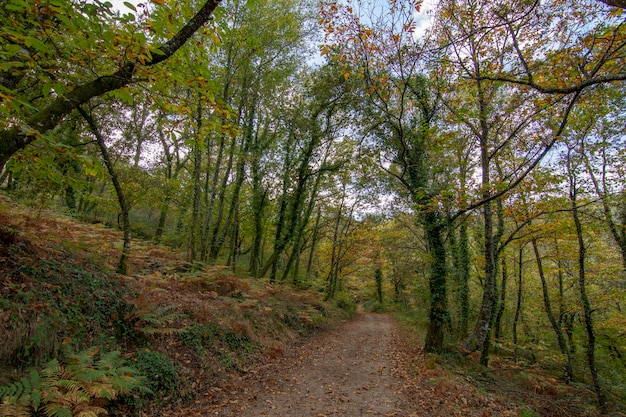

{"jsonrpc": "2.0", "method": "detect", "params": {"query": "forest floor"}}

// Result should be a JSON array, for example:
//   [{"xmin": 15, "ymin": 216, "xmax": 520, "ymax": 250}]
[{"xmin": 174, "ymin": 312, "xmax": 519, "ymax": 417}]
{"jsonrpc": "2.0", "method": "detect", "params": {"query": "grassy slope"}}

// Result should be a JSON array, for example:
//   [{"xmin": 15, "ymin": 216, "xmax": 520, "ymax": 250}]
[{"xmin": 0, "ymin": 195, "xmax": 350, "ymax": 415}]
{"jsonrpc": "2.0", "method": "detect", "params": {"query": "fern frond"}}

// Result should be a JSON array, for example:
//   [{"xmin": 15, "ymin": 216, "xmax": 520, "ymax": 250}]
[
  {"xmin": 127, "ymin": 305, "xmax": 187, "ymax": 335},
  {"xmin": 43, "ymin": 403, "xmax": 73, "ymax": 417},
  {"xmin": 66, "ymin": 347, "xmax": 99, "ymax": 368},
  {"xmin": 84, "ymin": 382, "xmax": 116, "ymax": 400},
  {"xmin": 1, "ymin": 347, "xmax": 147, "ymax": 417},
  {"xmin": 0, "ymin": 402, "xmax": 30, "ymax": 417},
  {"xmin": 43, "ymin": 359, "xmax": 62, "ymax": 379},
  {"xmin": 75, "ymin": 405, "xmax": 107, "ymax": 417},
  {"xmin": 55, "ymin": 378, "xmax": 81, "ymax": 393},
  {"xmin": 30, "ymin": 389, "xmax": 42, "ymax": 411},
  {"xmin": 94, "ymin": 351, "xmax": 122, "ymax": 372}
]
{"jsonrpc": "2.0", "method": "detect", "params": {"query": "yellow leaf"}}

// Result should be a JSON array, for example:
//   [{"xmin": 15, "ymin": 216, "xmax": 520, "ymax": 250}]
[{"xmin": 151, "ymin": 0, "xmax": 166, "ymax": 5}]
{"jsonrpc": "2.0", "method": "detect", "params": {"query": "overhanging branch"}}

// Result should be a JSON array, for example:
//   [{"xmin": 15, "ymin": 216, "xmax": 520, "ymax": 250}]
[{"xmin": 0, "ymin": 0, "xmax": 222, "ymax": 168}]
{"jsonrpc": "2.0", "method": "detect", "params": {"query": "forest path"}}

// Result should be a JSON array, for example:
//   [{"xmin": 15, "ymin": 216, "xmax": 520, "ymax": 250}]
[
  {"xmin": 175, "ymin": 312, "xmax": 518, "ymax": 417},
  {"xmin": 182, "ymin": 313, "xmax": 405, "ymax": 416}
]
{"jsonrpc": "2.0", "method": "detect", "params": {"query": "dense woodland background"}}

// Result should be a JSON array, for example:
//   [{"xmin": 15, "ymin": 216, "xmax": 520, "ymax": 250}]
[{"xmin": 1, "ymin": 0, "xmax": 626, "ymax": 415}]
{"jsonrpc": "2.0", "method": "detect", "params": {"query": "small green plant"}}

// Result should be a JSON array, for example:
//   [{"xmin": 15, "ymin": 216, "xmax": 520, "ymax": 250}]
[
  {"xmin": 180, "ymin": 322, "xmax": 216, "ymax": 354},
  {"xmin": 335, "ymin": 293, "xmax": 357, "ymax": 315},
  {"xmin": 0, "ymin": 347, "xmax": 146, "ymax": 417},
  {"xmin": 126, "ymin": 305, "xmax": 187, "ymax": 336},
  {"xmin": 131, "ymin": 350, "xmax": 179, "ymax": 402},
  {"xmin": 216, "ymin": 351, "xmax": 236, "ymax": 371},
  {"xmin": 224, "ymin": 331, "xmax": 254, "ymax": 354}
]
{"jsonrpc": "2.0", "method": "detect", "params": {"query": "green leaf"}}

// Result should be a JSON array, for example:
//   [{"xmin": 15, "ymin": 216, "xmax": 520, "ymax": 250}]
[
  {"xmin": 3, "ymin": 44, "xmax": 22, "ymax": 59},
  {"xmin": 111, "ymin": 88, "xmax": 134, "ymax": 105},
  {"xmin": 123, "ymin": 1, "xmax": 137, "ymax": 12},
  {"xmin": 31, "ymin": 390, "xmax": 42, "ymax": 410}
]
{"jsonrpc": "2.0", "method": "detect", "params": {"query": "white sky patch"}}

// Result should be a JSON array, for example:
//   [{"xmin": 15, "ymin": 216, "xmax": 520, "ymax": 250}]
[
  {"xmin": 413, "ymin": 0, "xmax": 437, "ymax": 39},
  {"xmin": 108, "ymin": 0, "xmax": 142, "ymax": 13}
]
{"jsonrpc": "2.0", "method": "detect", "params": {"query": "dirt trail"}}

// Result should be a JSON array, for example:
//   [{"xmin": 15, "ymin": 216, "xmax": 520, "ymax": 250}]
[
  {"xmin": 176, "ymin": 313, "xmax": 518, "ymax": 417},
  {"xmin": 187, "ymin": 313, "xmax": 404, "ymax": 416}
]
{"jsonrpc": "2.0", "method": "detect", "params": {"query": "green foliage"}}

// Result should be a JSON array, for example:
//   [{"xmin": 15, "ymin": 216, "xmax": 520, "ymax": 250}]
[
  {"xmin": 0, "ymin": 347, "xmax": 145, "ymax": 417},
  {"xmin": 375, "ymin": 268, "xmax": 383, "ymax": 304},
  {"xmin": 125, "ymin": 305, "xmax": 187, "ymax": 336},
  {"xmin": 1, "ymin": 261, "xmax": 135, "ymax": 373},
  {"xmin": 334, "ymin": 293, "xmax": 357, "ymax": 316},
  {"xmin": 216, "ymin": 351, "xmax": 236, "ymax": 371},
  {"xmin": 180, "ymin": 322, "xmax": 218, "ymax": 354},
  {"xmin": 223, "ymin": 331, "xmax": 253, "ymax": 354},
  {"xmin": 363, "ymin": 300, "xmax": 387, "ymax": 313},
  {"xmin": 130, "ymin": 350, "xmax": 179, "ymax": 402},
  {"xmin": 181, "ymin": 321, "xmax": 254, "ymax": 357}
]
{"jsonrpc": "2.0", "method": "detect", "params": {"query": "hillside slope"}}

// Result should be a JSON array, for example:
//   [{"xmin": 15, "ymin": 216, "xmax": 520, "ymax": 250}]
[{"xmin": 0, "ymin": 195, "xmax": 350, "ymax": 416}]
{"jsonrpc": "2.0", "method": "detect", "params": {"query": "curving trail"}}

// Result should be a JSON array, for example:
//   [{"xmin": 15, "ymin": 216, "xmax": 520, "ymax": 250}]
[
  {"xmin": 203, "ymin": 313, "xmax": 403, "ymax": 416},
  {"xmin": 175, "ymin": 313, "xmax": 518, "ymax": 417}
]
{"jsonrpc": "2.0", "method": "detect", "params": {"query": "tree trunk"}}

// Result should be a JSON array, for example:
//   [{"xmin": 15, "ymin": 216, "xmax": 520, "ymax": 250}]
[
  {"xmin": 494, "ymin": 258, "xmax": 507, "ymax": 344},
  {"xmin": 78, "ymin": 107, "xmax": 131, "ymax": 275},
  {"xmin": 154, "ymin": 198, "xmax": 169, "ymax": 244},
  {"xmin": 456, "ymin": 221, "xmax": 470, "ymax": 336},
  {"xmin": 305, "ymin": 208, "xmax": 322, "ymax": 282},
  {"xmin": 188, "ymin": 101, "xmax": 204, "ymax": 264},
  {"xmin": 513, "ymin": 246, "xmax": 524, "ymax": 363},
  {"xmin": 280, "ymin": 169, "xmax": 324, "ymax": 283},
  {"xmin": 212, "ymin": 105, "xmax": 255, "ymax": 263},
  {"xmin": 532, "ymin": 238, "xmax": 573, "ymax": 383},
  {"xmin": 325, "ymin": 200, "xmax": 344, "ymax": 301},
  {"xmin": 554, "ymin": 238, "xmax": 576, "ymax": 354},
  {"xmin": 375, "ymin": 268, "xmax": 384, "ymax": 304},
  {"xmin": 207, "ymin": 131, "xmax": 237, "ymax": 262},
  {"xmin": 570, "ymin": 171, "xmax": 607, "ymax": 411},
  {"xmin": 423, "ymin": 212, "xmax": 450, "ymax": 353},
  {"xmin": 201, "ymin": 131, "xmax": 226, "ymax": 261}
]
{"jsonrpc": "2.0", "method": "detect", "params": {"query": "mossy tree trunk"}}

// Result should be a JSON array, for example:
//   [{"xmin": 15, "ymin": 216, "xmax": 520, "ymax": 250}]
[{"xmin": 568, "ymin": 147, "xmax": 607, "ymax": 411}]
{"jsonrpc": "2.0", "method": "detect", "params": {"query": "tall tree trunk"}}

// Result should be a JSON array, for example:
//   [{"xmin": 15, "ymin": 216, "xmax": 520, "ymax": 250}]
[
  {"xmin": 456, "ymin": 221, "xmax": 470, "ymax": 336},
  {"xmin": 325, "ymin": 200, "xmax": 344, "ymax": 301},
  {"xmin": 280, "ymin": 169, "xmax": 324, "ymax": 282},
  {"xmin": 207, "ymin": 131, "xmax": 237, "ymax": 261},
  {"xmin": 494, "ymin": 258, "xmax": 508, "ymax": 343},
  {"xmin": 375, "ymin": 268, "xmax": 384, "ymax": 303},
  {"xmin": 464, "ymin": 81, "xmax": 497, "ymax": 355},
  {"xmin": 513, "ymin": 246, "xmax": 524, "ymax": 363},
  {"xmin": 531, "ymin": 238, "xmax": 573, "ymax": 383},
  {"xmin": 228, "ymin": 205, "xmax": 240, "ymax": 272},
  {"xmin": 423, "ymin": 212, "xmax": 450, "ymax": 353},
  {"xmin": 78, "ymin": 107, "xmax": 131, "ymax": 275},
  {"xmin": 154, "ymin": 198, "xmax": 169, "ymax": 244},
  {"xmin": 211, "ymin": 104, "xmax": 255, "ymax": 263},
  {"xmin": 249, "ymin": 185, "xmax": 266, "ymax": 276},
  {"xmin": 261, "ymin": 138, "xmax": 315, "ymax": 281},
  {"xmin": 554, "ymin": 238, "xmax": 576, "ymax": 353},
  {"xmin": 305, "ymin": 207, "xmax": 322, "ymax": 282},
  {"xmin": 570, "ymin": 167, "xmax": 607, "ymax": 411},
  {"xmin": 201, "ymin": 131, "xmax": 226, "ymax": 261},
  {"xmin": 188, "ymin": 101, "xmax": 204, "ymax": 264},
  {"xmin": 249, "ymin": 148, "xmax": 266, "ymax": 275},
  {"xmin": 292, "ymin": 238, "xmax": 304, "ymax": 285}
]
